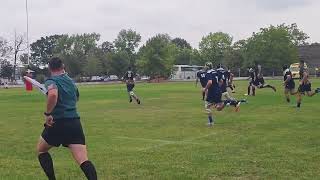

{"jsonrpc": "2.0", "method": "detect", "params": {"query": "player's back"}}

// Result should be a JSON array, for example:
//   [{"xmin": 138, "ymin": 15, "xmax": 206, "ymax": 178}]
[{"xmin": 125, "ymin": 71, "xmax": 135, "ymax": 81}]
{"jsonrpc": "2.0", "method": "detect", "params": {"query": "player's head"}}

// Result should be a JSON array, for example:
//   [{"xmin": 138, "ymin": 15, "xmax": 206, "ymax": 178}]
[
  {"xmin": 204, "ymin": 62, "xmax": 213, "ymax": 70},
  {"xmin": 49, "ymin": 57, "xmax": 64, "ymax": 72},
  {"xmin": 248, "ymin": 68, "xmax": 254, "ymax": 73},
  {"xmin": 282, "ymin": 65, "xmax": 288, "ymax": 71},
  {"xmin": 216, "ymin": 64, "xmax": 223, "ymax": 69},
  {"xmin": 299, "ymin": 60, "xmax": 305, "ymax": 67}
]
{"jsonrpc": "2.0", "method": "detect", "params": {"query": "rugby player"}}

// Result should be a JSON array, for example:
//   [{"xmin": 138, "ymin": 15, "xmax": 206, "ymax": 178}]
[
  {"xmin": 204, "ymin": 62, "xmax": 243, "ymax": 127},
  {"xmin": 282, "ymin": 65, "xmax": 296, "ymax": 103},
  {"xmin": 123, "ymin": 67, "xmax": 141, "ymax": 104},
  {"xmin": 196, "ymin": 68, "xmax": 208, "ymax": 100},
  {"xmin": 296, "ymin": 60, "xmax": 320, "ymax": 108},
  {"xmin": 37, "ymin": 57, "xmax": 97, "ymax": 180},
  {"xmin": 247, "ymin": 65, "xmax": 276, "ymax": 96}
]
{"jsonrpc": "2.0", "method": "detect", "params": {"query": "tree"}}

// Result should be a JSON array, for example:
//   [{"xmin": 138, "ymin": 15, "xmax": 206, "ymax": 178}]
[
  {"xmin": 199, "ymin": 32, "xmax": 233, "ymax": 66},
  {"xmin": 54, "ymin": 33, "xmax": 101, "ymax": 77},
  {"xmin": 0, "ymin": 60, "xmax": 13, "ymax": 78},
  {"xmin": 137, "ymin": 34, "xmax": 176, "ymax": 79},
  {"xmin": 30, "ymin": 35, "xmax": 64, "ymax": 66},
  {"xmin": 243, "ymin": 24, "xmax": 299, "ymax": 75},
  {"xmin": 0, "ymin": 37, "xmax": 12, "ymax": 62},
  {"xmin": 172, "ymin": 38, "xmax": 192, "ymax": 49},
  {"xmin": 114, "ymin": 29, "xmax": 141, "ymax": 67},
  {"xmin": 13, "ymin": 34, "xmax": 26, "ymax": 81},
  {"xmin": 286, "ymin": 23, "xmax": 309, "ymax": 46},
  {"xmin": 224, "ymin": 40, "xmax": 247, "ymax": 73},
  {"xmin": 109, "ymin": 51, "xmax": 130, "ymax": 78},
  {"xmin": 100, "ymin": 41, "xmax": 114, "ymax": 53}
]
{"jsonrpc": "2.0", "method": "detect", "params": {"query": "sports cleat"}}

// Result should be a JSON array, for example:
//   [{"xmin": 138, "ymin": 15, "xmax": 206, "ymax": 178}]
[
  {"xmin": 137, "ymin": 99, "xmax": 141, "ymax": 104},
  {"xmin": 315, "ymin": 88, "xmax": 320, "ymax": 93},
  {"xmin": 239, "ymin": 99, "xmax": 247, "ymax": 104},
  {"xmin": 286, "ymin": 98, "xmax": 290, "ymax": 103},
  {"xmin": 272, "ymin": 86, "xmax": 277, "ymax": 92},
  {"xmin": 129, "ymin": 98, "xmax": 133, "ymax": 103},
  {"xmin": 208, "ymin": 123, "xmax": 214, "ymax": 127}
]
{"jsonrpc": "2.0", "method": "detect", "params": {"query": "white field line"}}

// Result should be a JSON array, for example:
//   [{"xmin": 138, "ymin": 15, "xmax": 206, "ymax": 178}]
[{"xmin": 115, "ymin": 132, "xmax": 217, "ymax": 151}]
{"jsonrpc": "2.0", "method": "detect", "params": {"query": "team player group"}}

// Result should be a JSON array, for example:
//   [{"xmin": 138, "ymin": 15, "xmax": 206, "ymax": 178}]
[{"xmin": 197, "ymin": 62, "xmax": 246, "ymax": 127}]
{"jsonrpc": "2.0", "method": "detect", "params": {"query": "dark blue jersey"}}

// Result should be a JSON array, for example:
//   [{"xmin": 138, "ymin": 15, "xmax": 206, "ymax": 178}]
[
  {"xmin": 197, "ymin": 70, "xmax": 207, "ymax": 88},
  {"xmin": 124, "ymin": 71, "xmax": 135, "ymax": 81},
  {"xmin": 284, "ymin": 69, "xmax": 295, "ymax": 89},
  {"xmin": 217, "ymin": 68, "xmax": 228, "ymax": 93},
  {"xmin": 206, "ymin": 69, "xmax": 221, "ymax": 102}
]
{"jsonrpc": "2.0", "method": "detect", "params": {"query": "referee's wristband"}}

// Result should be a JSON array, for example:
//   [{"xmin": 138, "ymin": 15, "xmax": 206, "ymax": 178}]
[{"xmin": 44, "ymin": 112, "xmax": 52, "ymax": 116}]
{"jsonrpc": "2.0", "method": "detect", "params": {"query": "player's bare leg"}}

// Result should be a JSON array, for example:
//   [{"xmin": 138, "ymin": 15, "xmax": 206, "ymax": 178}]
[
  {"xmin": 129, "ymin": 91, "xmax": 141, "ymax": 104},
  {"xmin": 69, "ymin": 144, "xmax": 97, "ymax": 180}
]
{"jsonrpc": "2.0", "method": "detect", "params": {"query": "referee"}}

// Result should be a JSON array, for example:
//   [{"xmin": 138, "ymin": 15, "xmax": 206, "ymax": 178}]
[{"xmin": 36, "ymin": 57, "xmax": 97, "ymax": 180}]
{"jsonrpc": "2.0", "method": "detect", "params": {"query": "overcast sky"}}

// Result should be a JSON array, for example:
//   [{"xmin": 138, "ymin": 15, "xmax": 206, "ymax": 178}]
[{"xmin": 1, "ymin": 0, "xmax": 319, "ymax": 47}]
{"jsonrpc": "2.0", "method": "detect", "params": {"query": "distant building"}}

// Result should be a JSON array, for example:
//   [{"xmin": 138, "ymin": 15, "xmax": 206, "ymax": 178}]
[
  {"xmin": 298, "ymin": 44, "xmax": 320, "ymax": 70},
  {"xmin": 171, "ymin": 65, "xmax": 203, "ymax": 80}
]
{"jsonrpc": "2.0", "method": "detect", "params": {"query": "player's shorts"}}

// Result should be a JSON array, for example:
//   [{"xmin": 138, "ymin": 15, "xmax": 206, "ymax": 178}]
[
  {"xmin": 206, "ymin": 94, "xmax": 222, "ymax": 105},
  {"xmin": 41, "ymin": 118, "xmax": 85, "ymax": 147},
  {"xmin": 298, "ymin": 83, "xmax": 312, "ymax": 93},
  {"xmin": 127, "ymin": 84, "xmax": 135, "ymax": 92},
  {"xmin": 200, "ymin": 81, "xmax": 207, "ymax": 88},
  {"xmin": 285, "ymin": 82, "xmax": 295, "ymax": 90}
]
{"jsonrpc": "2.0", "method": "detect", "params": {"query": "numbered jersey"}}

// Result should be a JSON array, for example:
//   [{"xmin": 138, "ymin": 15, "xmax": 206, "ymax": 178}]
[
  {"xmin": 206, "ymin": 69, "xmax": 221, "ymax": 102},
  {"xmin": 216, "ymin": 68, "xmax": 228, "ymax": 93},
  {"xmin": 197, "ymin": 70, "xmax": 207, "ymax": 88},
  {"xmin": 283, "ymin": 69, "xmax": 295, "ymax": 89},
  {"xmin": 124, "ymin": 71, "xmax": 135, "ymax": 81}
]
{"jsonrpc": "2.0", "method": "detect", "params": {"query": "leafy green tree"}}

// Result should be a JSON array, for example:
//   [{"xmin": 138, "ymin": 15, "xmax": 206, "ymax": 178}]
[
  {"xmin": 243, "ymin": 24, "xmax": 299, "ymax": 75},
  {"xmin": 30, "ymin": 35, "xmax": 64, "ymax": 66},
  {"xmin": 137, "ymin": 34, "xmax": 176, "ymax": 79},
  {"xmin": 0, "ymin": 60, "xmax": 13, "ymax": 78},
  {"xmin": 172, "ymin": 37, "xmax": 192, "ymax": 49},
  {"xmin": 199, "ymin": 32, "xmax": 233, "ymax": 66},
  {"xmin": 114, "ymin": 29, "xmax": 141, "ymax": 67},
  {"xmin": 109, "ymin": 51, "xmax": 130, "ymax": 78}
]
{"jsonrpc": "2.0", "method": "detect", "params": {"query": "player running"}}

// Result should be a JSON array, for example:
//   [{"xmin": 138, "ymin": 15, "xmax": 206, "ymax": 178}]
[
  {"xmin": 196, "ymin": 68, "xmax": 208, "ymax": 100},
  {"xmin": 226, "ymin": 68, "xmax": 236, "ymax": 93},
  {"xmin": 296, "ymin": 60, "xmax": 320, "ymax": 108},
  {"xmin": 247, "ymin": 65, "xmax": 276, "ymax": 96},
  {"xmin": 37, "ymin": 57, "xmax": 97, "ymax": 180},
  {"xmin": 123, "ymin": 67, "xmax": 141, "ymax": 104},
  {"xmin": 283, "ymin": 65, "xmax": 296, "ymax": 103},
  {"xmin": 204, "ymin": 62, "xmax": 243, "ymax": 127}
]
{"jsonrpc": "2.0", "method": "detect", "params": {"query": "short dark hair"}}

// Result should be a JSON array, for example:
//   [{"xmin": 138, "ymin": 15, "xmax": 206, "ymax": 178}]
[
  {"xmin": 49, "ymin": 57, "xmax": 63, "ymax": 71},
  {"xmin": 283, "ymin": 65, "xmax": 288, "ymax": 71},
  {"xmin": 300, "ymin": 60, "xmax": 305, "ymax": 64}
]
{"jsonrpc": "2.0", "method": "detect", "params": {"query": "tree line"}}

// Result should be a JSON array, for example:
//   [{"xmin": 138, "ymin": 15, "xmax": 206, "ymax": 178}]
[{"xmin": 0, "ymin": 23, "xmax": 311, "ymax": 82}]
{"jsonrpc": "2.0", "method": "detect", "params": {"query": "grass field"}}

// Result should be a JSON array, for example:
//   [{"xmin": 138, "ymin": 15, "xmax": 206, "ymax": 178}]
[{"xmin": 0, "ymin": 80, "xmax": 320, "ymax": 180}]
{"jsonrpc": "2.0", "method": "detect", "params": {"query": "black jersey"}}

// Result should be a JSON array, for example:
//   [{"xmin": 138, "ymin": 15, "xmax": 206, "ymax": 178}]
[
  {"xmin": 206, "ymin": 69, "xmax": 221, "ymax": 103},
  {"xmin": 197, "ymin": 70, "xmax": 207, "ymax": 88},
  {"xmin": 284, "ymin": 69, "xmax": 295, "ymax": 89},
  {"xmin": 217, "ymin": 68, "xmax": 228, "ymax": 93},
  {"xmin": 124, "ymin": 71, "xmax": 135, "ymax": 81}
]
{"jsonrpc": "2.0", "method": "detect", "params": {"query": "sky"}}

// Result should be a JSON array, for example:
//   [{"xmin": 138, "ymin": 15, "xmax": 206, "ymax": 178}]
[{"xmin": 1, "ymin": 0, "xmax": 319, "ymax": 48}]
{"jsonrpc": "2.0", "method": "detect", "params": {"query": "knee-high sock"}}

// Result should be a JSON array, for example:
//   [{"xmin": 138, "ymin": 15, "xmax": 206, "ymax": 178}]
[
  {"xmin": 38, "ymin": 153, "xmax": 56, "ymax": 180},
  {"xmin": 80, "ymin": 161, "xmax": 97, "ymax": 180}
]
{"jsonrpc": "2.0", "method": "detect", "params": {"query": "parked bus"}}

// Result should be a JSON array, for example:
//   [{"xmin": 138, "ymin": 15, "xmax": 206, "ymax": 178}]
[{"xmin": 171, "ymin": 65, "xmax": 203, "ymax": 80}]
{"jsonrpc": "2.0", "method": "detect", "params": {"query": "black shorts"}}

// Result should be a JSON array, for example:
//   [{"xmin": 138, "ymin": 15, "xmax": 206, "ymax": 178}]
[
  {"xmin": 206, "ymin": 94, "xmax": 222, "ymax": 104},
  {"xmin": 298, "ymin": 83, "xmax": 312, "ymax": 93},
  {"xmin": 127, "ymin": 84, "xmax": 135, "ymax": 92},
  {"xmin": 41, "ymin": 118, "xmax": 85, "ymax": 147},
  {"xmin": 285, "ymin": 82, "xmax": 295, "ymax": 90}
]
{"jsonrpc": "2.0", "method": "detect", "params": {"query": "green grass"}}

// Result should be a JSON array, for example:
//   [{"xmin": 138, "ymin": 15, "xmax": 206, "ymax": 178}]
[{"xmin": 0, "ymin": 80, "xmax": 320, "ymax": 180}]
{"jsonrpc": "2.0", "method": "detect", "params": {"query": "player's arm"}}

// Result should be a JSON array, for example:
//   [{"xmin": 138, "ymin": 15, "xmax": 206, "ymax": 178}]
[
  {"xmin": 46, "ymin": 87, "xmax": 58, "ymax": 114},
  {"xmin": 284, "ymin": 75, "xmax": 291, "ymax": 84},
  {"xmin": 204, "ymin": 80, "xmax": 212, "ymax": 92},
  {"xmin": 195, "ymin": 77, "xmax": 199, "ymax": 87}
]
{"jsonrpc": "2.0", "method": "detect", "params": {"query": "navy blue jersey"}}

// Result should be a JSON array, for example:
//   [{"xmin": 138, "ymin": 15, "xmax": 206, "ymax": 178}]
[
  {"xmin": 284, "ymin": 69, "xmax": 295, "ymax": 89},
  {"xmin": 197, "ymin": 70, "xmax": 207, "ymax": 88},
  {"xmin": 124, "ymin": 71, "xmax": 135, "ymax": 81},
  {"xmin": 216, "ymin": 68, "xmax": 228, "ymax": 92},
  {"xmin": 206, "ymin": 69, "xmax": 221, "ymax": 102}
]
